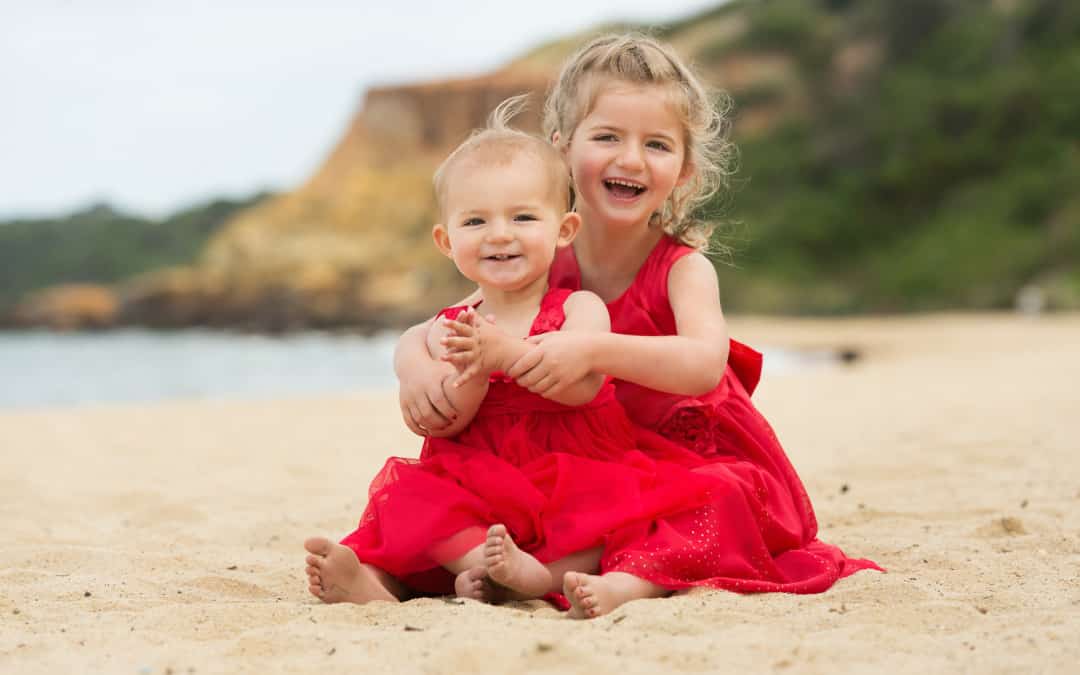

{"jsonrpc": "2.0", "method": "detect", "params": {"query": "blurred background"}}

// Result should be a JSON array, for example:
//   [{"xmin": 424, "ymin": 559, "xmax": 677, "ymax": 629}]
[{"xmin": 2, "ymin": 0, "xmax": 1077, "ymax": 407}]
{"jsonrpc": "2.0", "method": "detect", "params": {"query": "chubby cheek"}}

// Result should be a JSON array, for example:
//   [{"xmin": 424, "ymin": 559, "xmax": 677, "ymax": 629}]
[{"xmin": 569, "ymin": 150, "xmax": 604, "ymax": 190}]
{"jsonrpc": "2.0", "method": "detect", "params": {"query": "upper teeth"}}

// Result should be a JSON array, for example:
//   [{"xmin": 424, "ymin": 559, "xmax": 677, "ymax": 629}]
[
  {"xmin": 607, "ymin": 179, "xmax": 643, "ymax": 189},
  {"xmin": 489, "ymin": 254, "xmax": 513, "ymax": 260}
]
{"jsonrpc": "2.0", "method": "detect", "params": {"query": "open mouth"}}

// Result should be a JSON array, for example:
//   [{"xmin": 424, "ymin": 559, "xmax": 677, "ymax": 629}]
[
  {"xmin": 604, "ymin": 178, "xmax": 646, "ymax": 199},
  {"xmin": 483, "ymin": 254, "xmax": 521, "ymax": 262}
]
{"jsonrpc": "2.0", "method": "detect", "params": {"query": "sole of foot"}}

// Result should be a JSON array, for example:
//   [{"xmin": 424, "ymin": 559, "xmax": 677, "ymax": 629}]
[
  {"xmin": 483, "ymin": 524, "xmax": 552, "ymax": 599},
  {"xmin": 303, "ymin": 536, "xmax": 398, "ymax": 604}
]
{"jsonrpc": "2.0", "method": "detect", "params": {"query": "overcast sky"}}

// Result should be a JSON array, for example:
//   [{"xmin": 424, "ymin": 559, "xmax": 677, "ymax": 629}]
[{"xmin": 1, "ymin": 0, "xmax": 723, "ymax": 218}]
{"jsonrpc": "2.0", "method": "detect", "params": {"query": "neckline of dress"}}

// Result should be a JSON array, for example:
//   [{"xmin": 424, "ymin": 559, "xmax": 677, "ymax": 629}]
[{"xmin": 572, "ymin": 235, "xmax": 670, "ymax": 308}]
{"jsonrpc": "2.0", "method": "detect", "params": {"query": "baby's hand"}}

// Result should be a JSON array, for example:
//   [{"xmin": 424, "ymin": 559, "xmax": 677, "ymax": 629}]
[{"xmin": 440, "ymin": 309, "xmax": 503, "ymax": 385}]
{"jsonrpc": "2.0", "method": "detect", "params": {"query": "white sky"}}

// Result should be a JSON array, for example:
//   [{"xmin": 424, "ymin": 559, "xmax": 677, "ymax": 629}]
[{"xmin": 1, "ymin": 0, "xmax": 722, "ymax": 218}]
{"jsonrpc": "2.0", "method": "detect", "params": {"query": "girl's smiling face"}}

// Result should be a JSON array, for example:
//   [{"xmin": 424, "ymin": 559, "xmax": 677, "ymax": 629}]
[{"xmin": 562, "ymin": 83, "xmax": 692, "ymax": 232}]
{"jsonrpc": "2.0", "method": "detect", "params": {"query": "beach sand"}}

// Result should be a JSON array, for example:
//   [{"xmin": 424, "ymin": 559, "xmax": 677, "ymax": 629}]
[{"xmin": 2, "ymin": 313, "xmax": 1078, "ymax": 674}]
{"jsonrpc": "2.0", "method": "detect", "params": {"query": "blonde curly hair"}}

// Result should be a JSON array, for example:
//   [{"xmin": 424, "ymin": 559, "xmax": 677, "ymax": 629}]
[{"xmin": 543, "ymin": 33, "xmax": 735, "ymax": 251}]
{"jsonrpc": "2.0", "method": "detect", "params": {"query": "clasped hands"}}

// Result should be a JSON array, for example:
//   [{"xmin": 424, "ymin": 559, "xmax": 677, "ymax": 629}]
[
  {"xmin": 402, "ymin": 310, "xmax": 595, "ymax": 436},
  {"xmin": 443, "ymin": 307, "xmax": 590, "ymax": 382}
]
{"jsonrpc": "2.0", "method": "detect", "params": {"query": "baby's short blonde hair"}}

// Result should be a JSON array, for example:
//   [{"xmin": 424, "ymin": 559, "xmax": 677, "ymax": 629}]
[{"xmin": 434, "ymin": 96, "xmax": 571, "ymax": 218}]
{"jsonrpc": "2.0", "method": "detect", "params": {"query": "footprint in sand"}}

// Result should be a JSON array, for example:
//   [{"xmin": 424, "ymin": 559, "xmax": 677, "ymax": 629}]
[
  {"xmin": 973, "ymin": 516, "xmax": 1028, "ymax": 538},
  {"xmin": 189, "ymin": 575, "xmax": 273, "ymax": 599}
]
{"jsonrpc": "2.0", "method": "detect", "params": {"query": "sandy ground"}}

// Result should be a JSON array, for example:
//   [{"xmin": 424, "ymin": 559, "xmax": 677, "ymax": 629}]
[{"xmin": 1, "ymin": 313, "xmax": 1078, "ymax": 674}]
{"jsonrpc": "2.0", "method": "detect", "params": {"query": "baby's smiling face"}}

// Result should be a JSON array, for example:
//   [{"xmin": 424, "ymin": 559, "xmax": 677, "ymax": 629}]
[{"xmin": 433, "ymin": 152, "xmax": 576, "ymax": 294}]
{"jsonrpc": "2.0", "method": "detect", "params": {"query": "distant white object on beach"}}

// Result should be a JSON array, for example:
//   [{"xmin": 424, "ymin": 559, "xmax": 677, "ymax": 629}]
[{"xmin": 1015, "ymin": 284, "xmax": 1046, "ymax": 316}]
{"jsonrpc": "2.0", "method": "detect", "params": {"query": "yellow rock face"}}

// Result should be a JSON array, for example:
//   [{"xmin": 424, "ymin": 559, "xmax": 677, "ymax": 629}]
[
  {"xmin": 13, "ymin": 285, "xmax": 119, "ymax": 331},
  {"xmin": 120, "ymin": 21, "xmax": 817, "ymax": 330}
]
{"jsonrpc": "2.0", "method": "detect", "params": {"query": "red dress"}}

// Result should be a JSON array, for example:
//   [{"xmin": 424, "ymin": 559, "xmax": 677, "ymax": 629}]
[
  {"xmin": 550, "ymin": 236, "xmax": 882, "ymax": 593},
  {"xmin": 340, "ymin": 288, "xmax": 732, "ymax": 594}
]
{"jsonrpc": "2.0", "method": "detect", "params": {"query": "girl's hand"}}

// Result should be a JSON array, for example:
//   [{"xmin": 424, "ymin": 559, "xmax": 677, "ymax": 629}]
[
  {"xmin": 506, "ymin": 331, "xmax": 593, "ymax": 398},
  {"xmin": 398, "ymin": 361, "xmax": 458, "ymax": 436}
]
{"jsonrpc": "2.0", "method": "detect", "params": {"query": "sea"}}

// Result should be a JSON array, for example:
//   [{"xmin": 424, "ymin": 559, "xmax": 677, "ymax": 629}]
[{"xmin": 0, "ymin": 330, "xmax": 835, "ymax": 409}]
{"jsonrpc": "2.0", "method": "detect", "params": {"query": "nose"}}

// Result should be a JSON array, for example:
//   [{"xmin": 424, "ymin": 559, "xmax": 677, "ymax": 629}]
[
  {"xmin": 616, "ymin": 143, "xmax": 645, "ymax": 171},
  {"xmin": 485, "ymin": 218, "xmax": 513, "ymax": 242}
]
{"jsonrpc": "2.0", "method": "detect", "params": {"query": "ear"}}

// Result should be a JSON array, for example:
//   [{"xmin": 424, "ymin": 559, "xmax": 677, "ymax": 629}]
[
  {"xmin": 555, "ymin": 211, "xmax": 581, "ymax": 248},
  {"xmin": 552, "ymin": 130, "xmax": 569, "ymax": 155},
  {"xmin": 432, "ymin": 223, "xmax": 453, "ymax": 258},
  {"xmin": 676, "ymin": 158, "xmax": 695, "ymax": 188}
]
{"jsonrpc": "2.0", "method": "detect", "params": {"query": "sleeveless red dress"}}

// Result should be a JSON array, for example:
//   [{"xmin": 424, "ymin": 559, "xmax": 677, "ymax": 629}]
[
  {"xmin": 550, "ymin": 237, "xmax": 882, "ymax": 593},
  {"xmin": 339, "ymin": 288, "xmax": 733, "ymax": 594}
]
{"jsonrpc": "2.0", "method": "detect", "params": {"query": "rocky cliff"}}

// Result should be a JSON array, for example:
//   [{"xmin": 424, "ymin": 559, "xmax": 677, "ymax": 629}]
[{"xmin": 114, "ymin": 6, "xmax": 821, "ymax": 331}]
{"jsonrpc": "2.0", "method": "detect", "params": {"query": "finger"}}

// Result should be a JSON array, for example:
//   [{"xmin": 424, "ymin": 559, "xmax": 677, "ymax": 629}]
[
  {"xmin": 506, "ymin": 349, "xmax": 543, "ymax": 379},
  {"xmin": 442, "ymin": 317, "xmax": 474, "ymax": 334},
  {"xmin": 430, "ymin": 381, "xmax": 459, "ymax": 420},
  {"xmin": 453, "ymin": 361, "xmax": 484, "ymax": 387},
  {"xmin": 442, "ymin": 336, "xmax": 477, "ymax": 351},
  {"xmin": 441, "ymin": 323, "xmax": 475, "ymax": 339},
  {"xmin": 516, "ymin": 363, "xmax": 549, "ymax": 389},
  {"xmin": 528, "ymin": 374, "xmax": 557, "ymax": 394},
  {"xmin": 417, "ymin": 398, "xmax": 451, "ymax": 430},
  {"xmin": 542, "ymin": 380, "xmax": 567, "ymax": 398},
  {"xmin": 403, "ymin": 403, "xmax": 426, "ymax": 436}
]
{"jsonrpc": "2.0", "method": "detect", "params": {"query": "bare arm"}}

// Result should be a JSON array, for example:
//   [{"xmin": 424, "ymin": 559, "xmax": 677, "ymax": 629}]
[
  {"xmin": 421, "ymin": 316, "xmax": 488, "ymax": 438},
  {"xmin": 524, "ymin": 291, "xmax": 608, "ymax": 406},
  {"xmin": 443, "ymin": 292, "xmax": 608, "ymax": 407},
  {"xmin": 393, "ymin": 288, "xmax": 482, "ymax": 435},
  {"xmin": 509, "ymin": 253, "xmax": 728, "ymax": 398},
  {"xmin": 589, "ymin": 253, "xmax": 728, "ymax": 395}
]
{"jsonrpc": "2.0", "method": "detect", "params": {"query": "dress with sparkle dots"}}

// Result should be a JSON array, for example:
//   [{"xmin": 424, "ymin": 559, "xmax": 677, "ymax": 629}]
[
  {"xmin": 339, "ymin": 288, "xmax": 746, "ymax": 595},
  {"xmin": 550, "ymin": 236, "xmax": 882, "ymax": 593}
]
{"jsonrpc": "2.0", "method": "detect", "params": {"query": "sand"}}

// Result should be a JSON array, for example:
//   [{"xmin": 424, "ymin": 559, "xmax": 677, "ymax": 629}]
[{"xmin": 2, "ymin": 313, "xmax": 1078, "ymax": 674}]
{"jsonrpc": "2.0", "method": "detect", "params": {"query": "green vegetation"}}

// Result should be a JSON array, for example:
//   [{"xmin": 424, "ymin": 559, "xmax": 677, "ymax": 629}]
[
  {"xmin": 704, "ymin": 0, "xmax": 1080, "ymax": 312},
  {"xmin": 0, "ymin": 194, "xmax": 269, "ymax": 314}
]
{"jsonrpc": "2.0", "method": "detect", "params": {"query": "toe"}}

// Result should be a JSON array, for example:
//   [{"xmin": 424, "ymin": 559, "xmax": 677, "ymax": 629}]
[
  {"xmin": 306, "ymin": 554, "xmax": 324, "ymax": 568},
  {"xmin": 304, "ymin": 537, "xmax": 333, "ymax": 556}
]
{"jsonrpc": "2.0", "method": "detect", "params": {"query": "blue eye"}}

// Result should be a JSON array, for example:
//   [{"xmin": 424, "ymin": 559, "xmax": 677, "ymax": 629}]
[{"xmin": 462, "ymin": 217, "xmax": 484, "ymax": 226}]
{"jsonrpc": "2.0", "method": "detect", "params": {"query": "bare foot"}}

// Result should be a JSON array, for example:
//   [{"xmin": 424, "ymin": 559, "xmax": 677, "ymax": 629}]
[
  {"xmin": 303, "ymin": 537, "xmax": 400, "ymax": 604},
  {"xmin": 454, "ymin": 566, "xmax": 495, "ymax": 602},
  {"xmin": 483, "ymin": 524, "xmax": 552, "ymax": 599},
  {"xmin": 563, "ymin": 571, "xmax": 668, "ymax": 619}
]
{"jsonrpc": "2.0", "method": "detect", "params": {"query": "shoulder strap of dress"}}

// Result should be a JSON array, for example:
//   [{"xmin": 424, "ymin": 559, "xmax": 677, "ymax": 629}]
[
  {"xmin": 436, "ymin": 299, "xmax": 482, "ymax": 322},
  {"xmin": 640, "ymin": 236, "xmax": 697, "ymax": 308},
  {"xmin": 548, "ymin": 245, "xmax": 582, "ymax": 291},
  {"xmin": 530, "ymin": 288, "xmax": 576, "ymax": 336}
]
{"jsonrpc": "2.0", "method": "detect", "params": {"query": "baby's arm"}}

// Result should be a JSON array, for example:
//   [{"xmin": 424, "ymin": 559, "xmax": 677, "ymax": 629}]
[
  {"xmin": 446, "ymin": 292, "xmax": 609, "ymax": 407},
  {"xmin": 420, "ymin": 314, "xmax": 489, "ymax": 438},
  {"xmin": 511, "ymin": 254, "xmax": 728, "ymax": 397},
  {"xmin": 394, "ymin": 289, "xmax": 482, "ymax": 435}
]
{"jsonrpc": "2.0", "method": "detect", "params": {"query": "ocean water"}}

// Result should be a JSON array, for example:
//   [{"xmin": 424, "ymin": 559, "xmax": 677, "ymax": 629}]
[
  {"xmin": 0, "ymin": 329, "xmax": 399, "ymax": 409},
  {"xmin": 0, "ymin": 330, "xmax": 835, "ymax": 409}
]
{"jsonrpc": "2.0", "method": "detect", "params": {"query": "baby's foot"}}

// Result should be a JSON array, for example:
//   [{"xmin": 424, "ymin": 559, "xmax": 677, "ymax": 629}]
[
  {"xmin": 564, "ymin": 572, "xmax": 607, "ymax": 619},
  {"xmin": 303, "ymin": 537, "xmax": 399, "ymax": 604},
  {"xmin": 483, "ymin": 524, "xmax": 552, "ymax": 599},
  {"xmin": 563, "ymin": 571, "xmax": 667, "ymax": 619},
  {"xmin": 454, "ymin": 566, "xmax": 494, "ymax": 602}
]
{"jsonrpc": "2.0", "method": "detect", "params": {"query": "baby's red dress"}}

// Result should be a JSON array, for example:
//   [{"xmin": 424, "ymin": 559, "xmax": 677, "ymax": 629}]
[
  {"xmin": 339, "ymin": 288, "xmax": 731, "ymax": 594},
  {"xmin": 550, "ymin": 236, "xmax": 882, "ymax": 593}
]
